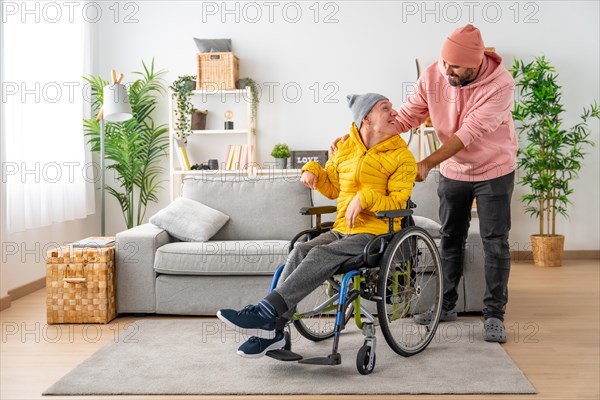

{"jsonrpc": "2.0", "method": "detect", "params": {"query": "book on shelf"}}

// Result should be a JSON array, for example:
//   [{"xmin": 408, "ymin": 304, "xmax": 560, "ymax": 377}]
[
  {"xmin": 224, "ymin": 144, "xmax": 247, "ymax": 170},
  {"xmin": 174, "ymin": 138, "xmax": 191, "ymax": 170},
  {"xmin": 232, "ymin": 144, "xmax": 242, "ymax": 170},
  {"xmin": 239, "ymin": 145, "xmax": 248, "ymax": 169},
  {"xmin": 72, "ymin": 238, "xmax": 115, "ymax": 248},
  {"xmin": 225, "ymin": 144, "xmax": 234, "ymax": 170},
  {"xmin": 225, "ymin": 144, "xmax": 235, "ymax": 171}
]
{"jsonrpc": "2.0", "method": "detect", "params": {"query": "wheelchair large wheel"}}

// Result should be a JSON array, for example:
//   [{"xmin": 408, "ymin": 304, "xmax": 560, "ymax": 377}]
[
  {"xmin": 293, "ymin": 277, "xmax": 354, "ymax": 342},
  {"xmin": 376, "ymin": 226, "xmax": 443, "ymax": 356}
]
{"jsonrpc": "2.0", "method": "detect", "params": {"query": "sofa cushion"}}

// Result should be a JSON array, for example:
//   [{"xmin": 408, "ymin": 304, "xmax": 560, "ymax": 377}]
[
  {"xmin": 154, "ymin": 240, "xmax": 289, "ymax": 275},
  {"xmin": 410, "ymin": 169, "xmax": 441, "ymax": 224},
  {"xmin": 413, "ymin": 216, "xmax": 441, "ymax": 238},
  {"xmin": 182, "ymin": 176, "xmax": 312, "ymax": 240},
  {"xmin": 149, "ymin": 197, "xmax": 229, "ymax": 242}
]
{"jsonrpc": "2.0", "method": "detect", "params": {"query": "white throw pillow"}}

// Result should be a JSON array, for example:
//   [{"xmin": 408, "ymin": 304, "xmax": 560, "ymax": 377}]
[
  {"xmin": 149, "ymin": 197, "xmax": 229, "ymax": 242},
  {"xmin": 412, "ymin": 216, "xmax": 442, "ymax": 238}
]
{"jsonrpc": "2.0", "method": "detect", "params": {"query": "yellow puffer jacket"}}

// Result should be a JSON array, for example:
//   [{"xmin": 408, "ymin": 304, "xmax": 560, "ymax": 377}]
[{"xmin": 302, "ymin": 123, "xmax": 417, "ymax": 235}]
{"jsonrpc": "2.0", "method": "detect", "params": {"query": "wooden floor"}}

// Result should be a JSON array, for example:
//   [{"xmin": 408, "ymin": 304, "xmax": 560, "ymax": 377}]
[{"xmin": 1, "ymin": 260, "xmax": 598, "ymax": 400}]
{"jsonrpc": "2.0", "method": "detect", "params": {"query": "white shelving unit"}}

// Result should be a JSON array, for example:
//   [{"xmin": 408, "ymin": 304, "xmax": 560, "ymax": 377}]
[
  {"xmin": 168, "ymin": 88, "xmax": 257, "ymax": 199},
  {"xmin": 415, "ymin": 125, "xmax": 437, "ymax": 162}
]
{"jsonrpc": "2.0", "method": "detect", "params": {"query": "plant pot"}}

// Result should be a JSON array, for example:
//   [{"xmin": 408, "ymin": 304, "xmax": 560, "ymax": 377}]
[
  {"xmin": 236, "ymin": 79, "xmax": 248, "ymax": 89},
  {"xmin": 530, "ymin": 234, "xmax": 565, "ymax": 267},
  {"xmin": 185, "ymin": 80, "xmax": 196, "ymax": 92},
  {"xmin": 191, "ymin": 110, "xmax": 208, "ymax": 130},
  {"xmin": 275, "ymin": 158, "xmax": 287, "ymax": 169}
]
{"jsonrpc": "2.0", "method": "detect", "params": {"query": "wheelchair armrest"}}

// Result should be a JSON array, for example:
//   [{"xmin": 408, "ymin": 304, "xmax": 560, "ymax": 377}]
[
  {"xmin": 289, "ymin": 227, "xmax": 332, "ymax": 252},
  {"xmin": 376, "ymin": 205, "xmax": 415, "ymax": 234},
  {"xmin": 300, "ymin": 206, "xmax": 337, "ymax": 231},
  {"xmin": 363, "ymin": 233, "xmax": 395, "ymax": 267},
  {"xmin": 375, "ymin": 209, "xmax": 413, "ymax": 219},
  {"xmin": 300, "ymin": 206, "xmax": 337, "ymax": 215}
]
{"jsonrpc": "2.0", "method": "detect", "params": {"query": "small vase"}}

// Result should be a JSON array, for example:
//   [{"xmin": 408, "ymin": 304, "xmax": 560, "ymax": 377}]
[
  {"xmin": 191, "ymin": 110, "xmax": 207, "ymax": 130},
  {"xmin": 185, "ymin": 80, "xmax": 196, "ymax": 92},
  {"xmin": 275, "ymin": 158, "xmax": 287, "ymax": 169}
]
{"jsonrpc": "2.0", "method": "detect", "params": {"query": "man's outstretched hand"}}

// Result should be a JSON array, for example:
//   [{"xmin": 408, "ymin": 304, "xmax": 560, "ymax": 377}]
[
  {"xmin": 330, "ymin": 134, "xmax": 350, "ymax": 154},
  {"xmin": 415, "ymin": 161, "xmax": 431, "ymax": 182}
]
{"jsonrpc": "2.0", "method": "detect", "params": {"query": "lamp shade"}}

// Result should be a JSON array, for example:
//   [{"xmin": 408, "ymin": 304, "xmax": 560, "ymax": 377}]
[{"xmin": 103, "ymin": 83, "xmax": 132, "ymax": 122}]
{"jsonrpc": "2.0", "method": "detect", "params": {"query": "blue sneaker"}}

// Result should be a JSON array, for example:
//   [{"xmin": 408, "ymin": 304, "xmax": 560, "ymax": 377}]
[
  {"xmin": 217, "ymin": 305, "xmax": 276, "ymax": 339},
  {"xmin": 237, "ymin": 331, "xmax": 286, "ymax": 358}
]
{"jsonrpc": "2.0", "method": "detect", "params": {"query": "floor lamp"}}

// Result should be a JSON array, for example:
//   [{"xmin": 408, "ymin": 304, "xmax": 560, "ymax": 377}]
[{"xmin": 96, "ymin": 70, "xmax": 132, "ymax": 236}]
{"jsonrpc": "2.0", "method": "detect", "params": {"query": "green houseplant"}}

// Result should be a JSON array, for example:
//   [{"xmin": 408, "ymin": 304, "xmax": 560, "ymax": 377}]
[
  {"xmin": 511, "ymin": 56, "xmax": 599, "ymax": 266},
  {"xmin": 271, "ymin": 143, "xmax": 290, "ymax": 169},
  {"xmin": 237, "ymin": 77, "xmax": 260, "ymax": 122},
  {"xmin": 170, "ymin": 75, "xmax": 196, "ymax": 142},
  {"xmin": 83, "ymin": 59, "xmax": 169, "ymax": 229}
]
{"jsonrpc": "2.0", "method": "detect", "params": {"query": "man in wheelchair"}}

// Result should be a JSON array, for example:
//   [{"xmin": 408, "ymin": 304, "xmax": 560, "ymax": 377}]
[{"xmin": 218, "ymin": 93, "xmax": 417, "ymax": 358}]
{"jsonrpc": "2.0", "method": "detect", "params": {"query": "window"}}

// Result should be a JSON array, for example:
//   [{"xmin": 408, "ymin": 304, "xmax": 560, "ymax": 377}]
[{"xmin": 3, "ymin": 3, "xmax": 94, "ymax": 232}]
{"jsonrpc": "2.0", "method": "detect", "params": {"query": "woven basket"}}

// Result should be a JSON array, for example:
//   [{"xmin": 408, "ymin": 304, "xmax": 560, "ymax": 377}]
[
  {"xmin": 196, "ymin": 52, "xmax": 239, "ymax": 90},
  {"xmin": 46, "ymin": 240, "xmax": 116, "ymax": 324}
]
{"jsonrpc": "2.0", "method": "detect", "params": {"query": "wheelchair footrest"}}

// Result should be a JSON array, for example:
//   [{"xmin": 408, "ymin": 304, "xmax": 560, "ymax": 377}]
[
  {"xmin": 298, "ymin": 353, "xmax": 341, "ymax": 365},
  {"xmin": 266, "ymin": 349, "xmax": 303, "ymax": 362}
]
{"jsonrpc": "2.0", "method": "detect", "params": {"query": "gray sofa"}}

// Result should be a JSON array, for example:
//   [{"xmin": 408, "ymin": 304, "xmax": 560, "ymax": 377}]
[{"xmin": 115, "ymin": 171, "xmax": 484, "ymax": 315}]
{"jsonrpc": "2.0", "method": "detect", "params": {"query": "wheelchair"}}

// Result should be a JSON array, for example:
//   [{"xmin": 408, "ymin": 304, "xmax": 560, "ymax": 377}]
[{"xmin": 265, "ymin": 199, "xmax": 444, "ymax": 374}]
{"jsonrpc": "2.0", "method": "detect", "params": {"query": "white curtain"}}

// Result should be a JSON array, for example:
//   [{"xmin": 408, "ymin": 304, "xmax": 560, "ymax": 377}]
[{"xmin": 3, "ymin": 6, "xmax": 95, "ymax": 233}]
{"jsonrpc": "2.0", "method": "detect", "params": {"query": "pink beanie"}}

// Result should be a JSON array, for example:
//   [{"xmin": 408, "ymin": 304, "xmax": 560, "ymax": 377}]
[{"xmin": 441, "ymin": 24, "xmax": 484, "ymax": 68}]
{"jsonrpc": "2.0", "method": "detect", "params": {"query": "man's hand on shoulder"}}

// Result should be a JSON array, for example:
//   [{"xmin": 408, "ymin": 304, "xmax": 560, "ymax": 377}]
[
  {"xmin": 301, "ymin": 170, "xmax": 318, "ymax": 190},
  {"xmin": 329, "ymin": 134, "xmax": 349, "ymax": 154}
]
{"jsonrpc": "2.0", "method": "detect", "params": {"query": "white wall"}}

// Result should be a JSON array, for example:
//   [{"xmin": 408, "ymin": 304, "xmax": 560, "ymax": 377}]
[
  {"xmin": 2, "ymin": 1, "xmax": 599, "ymax": 295},
  {"xmin": 95, "ymin": 0, "xmax": 599, "ymax": 250}
]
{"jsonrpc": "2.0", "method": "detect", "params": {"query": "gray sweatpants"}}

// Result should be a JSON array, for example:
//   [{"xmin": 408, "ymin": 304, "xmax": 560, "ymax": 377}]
[{"xmin": 273, "ymin": 230, "xmax": 374, "ymax": 320}]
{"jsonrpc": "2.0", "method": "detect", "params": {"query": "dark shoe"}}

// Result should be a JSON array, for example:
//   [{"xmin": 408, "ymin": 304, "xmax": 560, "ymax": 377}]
[
  {"xmin": 237, "ymin": 331, "xmax": 286, "ymax": 358},
  {"xmin": 413, "ymin": 305, "xmax": 457, "ymax": 325},
  {"xmin": 483, "ymin": 317, "xmax": 507, "ymax": 343},
  {"xmin": 217, "ymin": 305, "xmax": 276, "ymax": 339}
]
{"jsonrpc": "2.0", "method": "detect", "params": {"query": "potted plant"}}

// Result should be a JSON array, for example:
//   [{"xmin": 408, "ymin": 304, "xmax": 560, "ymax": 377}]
[
  {"xmin": 237, "ymin": 77, "xmax": 260, "ymax": 123},
  {"xmin": 237, "ymin": 77, "xmax": 260, "ymax": 139},
  {"xmin": 271, "ymin": 143, "xmax": 291, "ymax": 169},
  {"xmin": 169, "ymin": 75, "xmax": 196, "ymax": 142},
  {"xmin": 83, "ymin": 58, "xmax": 169, "ymax": 229},
  {"xmin": 511, "ymin": 56, "xmax": 598, "ymax": 267}
]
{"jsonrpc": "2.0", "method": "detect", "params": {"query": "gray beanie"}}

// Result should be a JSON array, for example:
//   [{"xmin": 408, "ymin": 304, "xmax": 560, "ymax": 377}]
[{"xmin": 347, "ymin": 93, "xmax": 388, "ymax": 130}]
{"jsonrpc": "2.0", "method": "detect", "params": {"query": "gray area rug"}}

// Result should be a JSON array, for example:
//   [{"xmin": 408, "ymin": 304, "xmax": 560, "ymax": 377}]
[{"xmin": 44, "ymin": 318, "xmax": 536, "ymax": 395}]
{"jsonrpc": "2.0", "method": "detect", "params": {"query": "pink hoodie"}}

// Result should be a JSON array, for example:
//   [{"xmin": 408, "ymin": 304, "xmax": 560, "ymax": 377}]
[{"xmin": 396, "ymin": 52, "xmax": 518, "ymax": 182}]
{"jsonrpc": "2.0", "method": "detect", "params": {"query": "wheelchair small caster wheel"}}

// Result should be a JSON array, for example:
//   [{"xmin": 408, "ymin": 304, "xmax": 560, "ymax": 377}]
[{"xmin": 356, "ymin": 344, "xmax": 376, "ymax": 375}]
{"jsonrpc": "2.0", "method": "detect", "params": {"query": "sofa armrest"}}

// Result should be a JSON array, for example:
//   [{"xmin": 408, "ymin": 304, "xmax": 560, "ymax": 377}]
[{"xmin": 116, "ymin": 223, "xmax": 173, "ymax": 313}]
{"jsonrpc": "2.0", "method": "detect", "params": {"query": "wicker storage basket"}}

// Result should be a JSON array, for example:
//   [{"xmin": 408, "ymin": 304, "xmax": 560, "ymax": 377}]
[
  {"xmin": 196, "ymin": 52, "xmax": 239, "ymax": 90},
  {"xmin": 46, "ymin": 239, "xmax": 116, "ymax": 324}
]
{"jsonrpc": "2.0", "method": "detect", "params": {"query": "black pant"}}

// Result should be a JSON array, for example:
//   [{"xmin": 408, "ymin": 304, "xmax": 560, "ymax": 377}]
[{"xmin": 438, "ymin": 172, "xmax": 514, "ymax": 321}]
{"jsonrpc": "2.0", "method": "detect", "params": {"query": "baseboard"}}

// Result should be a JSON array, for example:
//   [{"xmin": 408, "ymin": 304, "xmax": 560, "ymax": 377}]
[
  {"xmin": 1, "ymin": 277, "xmax": 46, "ymax": 311},
  {"xmin": 0, "ymin": 295, "xmax": 11, "ymax": 311},
  {"xmin": 511, "ymin": 250, "xmax": 600, "ymax": 261},
  {"xmin": 0, "ymin": 251, "xmax": 596, "ymax": 312}
]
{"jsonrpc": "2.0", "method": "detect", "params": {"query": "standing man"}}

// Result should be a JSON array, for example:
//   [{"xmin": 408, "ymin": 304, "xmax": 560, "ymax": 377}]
[{"xmin": 398, "ymin": 24, "xmax": 518, "ymax": 343}]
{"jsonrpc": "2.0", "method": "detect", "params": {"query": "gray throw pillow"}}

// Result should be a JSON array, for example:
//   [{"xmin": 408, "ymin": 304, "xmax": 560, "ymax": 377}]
[
  {"xmin": 412, "ymin": 216, "xmax": 442, "ymax": 238},
  {"xmin": 193, "ymin": 38, "xmax": 232, "ymax": 53},
  {"xmin": 149, "ymin": 197, "xmax": 229, "ymax": 242}
]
